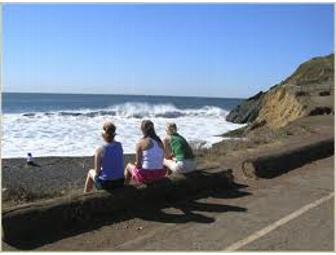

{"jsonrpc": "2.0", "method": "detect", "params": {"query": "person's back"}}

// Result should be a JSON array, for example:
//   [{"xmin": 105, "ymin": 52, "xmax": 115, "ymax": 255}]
[
  {"xmin": 84, "ymin": 121, "xmax": 125, "ymax": 193},
  {"xmin": 142, "ymin": 138, "xmax": 164, "ymax": 170},
  {"xmin": 124, "ymin": 120, "xmax": 167, "ymax": 184},
  {"xmin": 163, "ymin": 123, "xmax": 196, "ymax": 174},
  {"xmin": 99, "ymin": 141, "xmax": 124, "ymax": 181},
  {"xmin": 170, "ymin": 133, "xmax": 194, "ymax": 161}
]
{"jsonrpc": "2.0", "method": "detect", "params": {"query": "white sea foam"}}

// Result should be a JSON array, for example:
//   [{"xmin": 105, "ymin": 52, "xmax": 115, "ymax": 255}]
[{"xmin": 2, "ymin": 103, "xmax": 245, "ymax": 158}]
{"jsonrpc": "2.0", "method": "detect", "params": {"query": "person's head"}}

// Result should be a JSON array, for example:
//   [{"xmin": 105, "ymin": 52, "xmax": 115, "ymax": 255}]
[
  {"xmin": 102, "ymin": 121, "xmax": 116, "ymax": 143},
  {"xmin": 141, "ymin": 120, "xmax": 155, "ymax": 137},
  {"xmin": 140, "ymin": 120, "xmax": 162, "ymax": 145},
  {"xmin": 166, "ymin": 122, "xmax": 177, "ymax": 135}
]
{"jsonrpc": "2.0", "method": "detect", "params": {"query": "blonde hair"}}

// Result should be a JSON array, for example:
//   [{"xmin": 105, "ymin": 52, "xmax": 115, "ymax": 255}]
[
  {"xmin": 166, "ymin": 122, "xmax": 177, "ymax": 135},
  {"xmin": 102, "ymin": 121, "xmax": 116, "ymax": 143}
]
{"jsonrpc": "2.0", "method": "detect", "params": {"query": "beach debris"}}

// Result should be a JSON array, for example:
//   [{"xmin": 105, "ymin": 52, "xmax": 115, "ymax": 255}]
[{"xmin": 137, "ymin": 226, "xmax": 143, "ymax": 230}]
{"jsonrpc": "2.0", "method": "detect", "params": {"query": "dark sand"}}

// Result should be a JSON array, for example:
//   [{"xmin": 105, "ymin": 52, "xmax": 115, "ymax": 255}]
[{"xmin": 2, "ymin": 154, "xmax": 135, "ymax": 207}]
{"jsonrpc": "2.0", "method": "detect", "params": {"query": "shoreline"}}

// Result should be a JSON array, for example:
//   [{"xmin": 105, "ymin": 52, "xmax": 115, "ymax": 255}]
[{"xmin": 2, "ymin": 155, "xmax": 134, "ymax": 160}]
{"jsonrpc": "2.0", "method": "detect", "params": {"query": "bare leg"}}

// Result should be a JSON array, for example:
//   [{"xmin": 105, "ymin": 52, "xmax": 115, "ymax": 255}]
[
  {"xmin": 84, "ymin": 169, "xmax": 95, "ymax": 193},
  {"xmin": 163, "ymin": 159, "xmax": 177, "ymax": 175},
  {"xmin": 124, "ymin": 163, "xmax": 135, "ymax": 184}
]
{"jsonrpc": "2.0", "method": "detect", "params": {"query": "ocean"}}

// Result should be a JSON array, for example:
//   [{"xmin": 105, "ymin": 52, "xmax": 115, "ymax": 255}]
[{"xmin": 2, "ymin": 93, "xmax": 245, "ymax": 158}]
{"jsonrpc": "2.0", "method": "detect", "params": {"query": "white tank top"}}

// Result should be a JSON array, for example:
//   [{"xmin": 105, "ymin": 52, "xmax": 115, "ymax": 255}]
[{"xmin": 142, "ymin": 138, "xmax": 164, "ymax": 170}]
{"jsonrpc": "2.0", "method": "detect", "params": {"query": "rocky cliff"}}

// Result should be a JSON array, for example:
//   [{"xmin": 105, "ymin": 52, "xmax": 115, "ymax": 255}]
[{"xmin": 226, "ymin": 54, "xmax": 334, "ymax": 129}]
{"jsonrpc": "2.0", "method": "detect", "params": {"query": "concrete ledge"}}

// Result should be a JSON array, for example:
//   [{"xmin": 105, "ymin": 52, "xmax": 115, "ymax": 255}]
[
  {"xmin": 2, "ymin": 169, "xmax": 233, "ymax": 245},
  {"xmin": 242, "ymin": 138, "xmax": 334, "ymax": 179}
]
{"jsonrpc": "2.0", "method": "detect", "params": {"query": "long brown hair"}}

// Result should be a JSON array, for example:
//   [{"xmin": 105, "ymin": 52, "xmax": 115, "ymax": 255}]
[{"xmin": 141, "ymin": 120, "xmax": 162, "ymax": 147}]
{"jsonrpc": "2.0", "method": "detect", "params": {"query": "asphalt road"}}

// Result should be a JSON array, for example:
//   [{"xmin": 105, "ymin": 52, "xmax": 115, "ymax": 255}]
[{"xmin": 3, "ymin": 156, "xmax": 334, "ymax": 251}]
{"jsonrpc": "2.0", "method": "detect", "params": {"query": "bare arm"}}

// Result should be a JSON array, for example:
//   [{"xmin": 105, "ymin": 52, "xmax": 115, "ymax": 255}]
[
  {"xmin": 163, "ymin": 136, "xmax": 173, "ymax": 159},
  {"xmin": 94, "ymin": 147, "xmax": 103, "ymax": 175},
  {"xmin": 135, "ymin": 141, "xmax": 143, "ymax": 169}
]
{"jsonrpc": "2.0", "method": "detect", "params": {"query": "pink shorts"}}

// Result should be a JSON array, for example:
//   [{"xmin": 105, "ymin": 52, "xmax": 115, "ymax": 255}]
[{"xmin": 131, "ymin": 168, "xmax": 167, "ymax": 184}]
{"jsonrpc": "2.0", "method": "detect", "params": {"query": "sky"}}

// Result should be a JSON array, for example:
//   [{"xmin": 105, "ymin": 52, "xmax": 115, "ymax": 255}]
[{"xmin": 2, "ymin": 4, "xmax": 334, "ymax": 98}]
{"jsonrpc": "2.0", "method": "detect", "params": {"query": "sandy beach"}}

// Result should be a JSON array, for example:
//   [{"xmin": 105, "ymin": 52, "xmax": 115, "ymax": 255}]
[{"xmin": 2, "ymin": 154, "xmax": 136, "ymax": 207}]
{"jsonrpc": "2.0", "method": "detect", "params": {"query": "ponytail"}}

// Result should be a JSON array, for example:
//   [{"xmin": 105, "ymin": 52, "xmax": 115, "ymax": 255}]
[{"xmin": 141, "ymin": 120, "xmax": 163, "ymax": 147}]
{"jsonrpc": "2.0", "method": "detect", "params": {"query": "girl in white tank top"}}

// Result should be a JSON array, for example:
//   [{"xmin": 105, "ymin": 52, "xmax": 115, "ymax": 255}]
[
  {"xmin": 142, "ymin": 138, "xmax": 164, "ymax": 170},
  {"xmin": 124, "ymin": 120, "xmax": 167, "ymax": 184}
]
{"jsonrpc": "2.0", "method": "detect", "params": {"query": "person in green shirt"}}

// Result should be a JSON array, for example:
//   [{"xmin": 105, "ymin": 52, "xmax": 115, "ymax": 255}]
[{"xmin": 163, "ymin": 122, "xmax": 196, "ymax": 174}]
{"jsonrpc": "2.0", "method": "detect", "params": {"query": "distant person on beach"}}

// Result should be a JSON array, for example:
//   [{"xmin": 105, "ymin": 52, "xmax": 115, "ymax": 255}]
[
  {"xmin": 163, "ymin": 123, "xmax": 196, "ymax": 174},
  {"xmin": 124, "ymin": 120, "xmax": 166, "ymax": 184},
  {"xmin": 26, "ymin": 152, "xmax": 40, "ymax": 167},
  {"xmin": 84, "ymin": 121, "xmax": 124, "ymax": 193},
  {"xmin": 26, "ymin": 153, "xmax": 34, "ymax": 165}
]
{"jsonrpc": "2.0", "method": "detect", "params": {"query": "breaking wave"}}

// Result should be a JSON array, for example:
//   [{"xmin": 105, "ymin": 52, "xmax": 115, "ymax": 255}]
[
  {"xmin": 21, "ymin": 102, "xmax": 228, "ymax": 119},
  {"xmin": 3, "ymin": 103, "xmax": 245, "ymax": 158}
]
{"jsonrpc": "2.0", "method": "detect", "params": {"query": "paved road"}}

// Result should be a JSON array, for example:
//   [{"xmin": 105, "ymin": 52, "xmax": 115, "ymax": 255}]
[
  {"xmin": 241, "ymin": 198, "xmax": 333, "ymax": 251},
  {"xmin": 3, "ymin": 156, "xmax": 334, "ymax": 251}
]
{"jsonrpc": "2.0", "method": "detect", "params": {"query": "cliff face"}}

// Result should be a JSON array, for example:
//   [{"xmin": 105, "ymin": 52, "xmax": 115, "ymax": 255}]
[
  {"xmin": 226, "ymin": 54, "xmax": 334, "ymax": 129},
  {"xmin": 254, "ymin": 86, "xmax": 307, "ymax": 129},
  {"xmin": 225, "ymin": 91, "xmax": 265, "ymax": 123}
]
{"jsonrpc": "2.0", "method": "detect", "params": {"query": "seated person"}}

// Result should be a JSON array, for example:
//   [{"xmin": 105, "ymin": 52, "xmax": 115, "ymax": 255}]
[
  {"xmin": 26, "ymin": 152, "xmax": 39, "ymax": 167},
  {"xmin": 125, "ymin": 120, "xmax": 166, "ymax": 184},
  {"xmin": 84, "ymin": 121, "xmax": 124, "ymax": 193},
  {"xmin": 163, "ymin": 122, "xmax": 196, "ymax": 174}
]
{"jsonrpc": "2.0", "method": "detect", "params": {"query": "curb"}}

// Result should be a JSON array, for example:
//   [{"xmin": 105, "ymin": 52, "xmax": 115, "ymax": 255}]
[{"xmin": 242, "ymin": 138, "xmax": 334, "ymax": 179}]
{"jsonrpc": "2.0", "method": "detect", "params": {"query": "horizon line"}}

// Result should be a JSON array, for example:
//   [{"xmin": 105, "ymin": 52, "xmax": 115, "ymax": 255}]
[{"xmin": 2, "ymin": 91, "xmax": 246, "ymax": 100}]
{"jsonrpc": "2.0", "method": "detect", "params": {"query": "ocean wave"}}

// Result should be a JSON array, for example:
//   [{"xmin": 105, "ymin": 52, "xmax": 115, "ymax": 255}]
[
  {"xmin": 20, "ymin": 103, "xmax": 228, "ymax": 119},
  {"xmin": 3, "ymin": 102, "xmax": 245, "ymax": 158}
]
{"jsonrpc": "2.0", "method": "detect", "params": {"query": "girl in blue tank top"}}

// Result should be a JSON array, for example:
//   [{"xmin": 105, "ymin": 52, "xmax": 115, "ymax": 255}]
[{"xmin": 84, "ymin": 121, "xmax": 124, "ymax": 193}]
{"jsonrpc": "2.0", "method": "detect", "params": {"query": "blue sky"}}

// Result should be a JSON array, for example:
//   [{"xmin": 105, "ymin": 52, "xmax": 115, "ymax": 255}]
[{"xmin": 3, "ymin": 4, "xmax": 334, "ymax": 98}]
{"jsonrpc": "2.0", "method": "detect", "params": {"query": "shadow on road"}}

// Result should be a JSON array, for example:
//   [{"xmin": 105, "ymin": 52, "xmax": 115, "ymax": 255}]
[
  {"xmin": 135, "ymin": 185, "xmax": 249, "ymax": 224},
  {"xmin": 4, "ymin": 174, "xmax": 250, "ymax": 250}
]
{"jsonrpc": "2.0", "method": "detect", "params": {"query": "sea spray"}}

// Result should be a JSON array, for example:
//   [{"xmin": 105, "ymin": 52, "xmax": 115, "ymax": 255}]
[{"xmin": 3, "ymin": 100, "xmax": 245, "ymax": 158}]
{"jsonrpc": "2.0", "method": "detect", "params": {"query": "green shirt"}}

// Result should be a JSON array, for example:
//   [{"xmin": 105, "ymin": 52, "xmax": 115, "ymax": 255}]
[{"xmin": 170, "ymin": 133, "xmax": 194, "ymax": 161}]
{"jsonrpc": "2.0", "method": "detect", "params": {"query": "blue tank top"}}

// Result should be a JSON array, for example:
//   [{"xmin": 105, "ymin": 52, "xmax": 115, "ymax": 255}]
[{"xmin": 98, "ymin": 142, "xmax": 124, "ymax": 181}]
